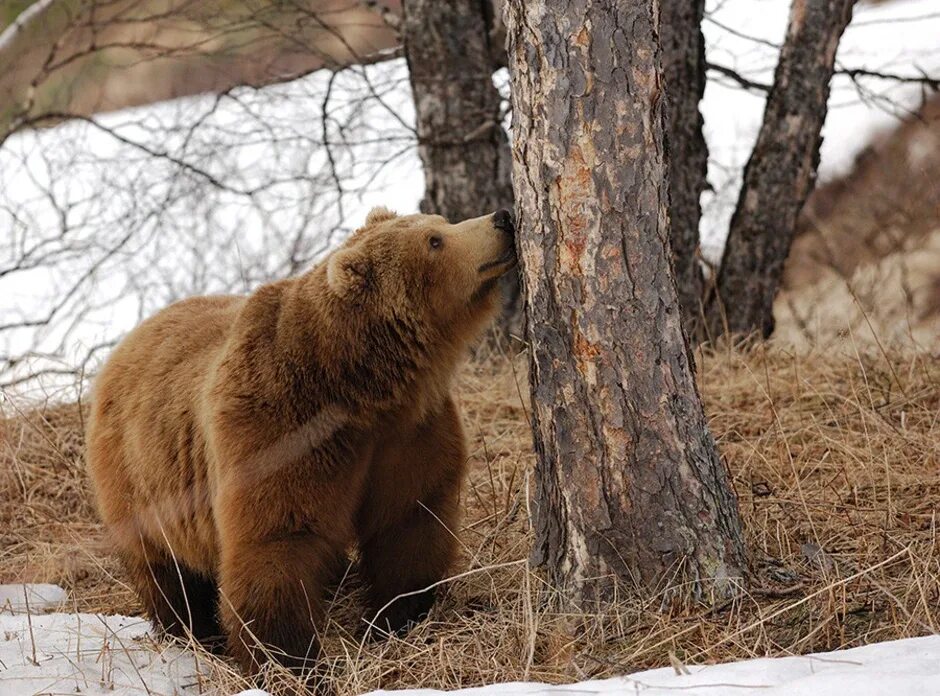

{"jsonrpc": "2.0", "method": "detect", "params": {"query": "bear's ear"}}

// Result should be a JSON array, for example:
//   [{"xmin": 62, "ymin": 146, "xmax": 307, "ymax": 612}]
[
  {"xmin": 365, "ymin": 206, "xmax": 397, "ymax": 226},
  {"xmin": 327, "ymin": 245, "xmax": 374, "ymax": 298}
]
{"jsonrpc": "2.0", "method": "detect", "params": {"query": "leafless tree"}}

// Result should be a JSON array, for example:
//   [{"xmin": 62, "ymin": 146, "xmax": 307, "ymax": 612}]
[
  {"xmin": 660, "ymin": 0, "xmax": 710, "ymax": 341},
  {"xmin": 705, "ymin": 0, "xmax": 857, "ymax": 339},
  {"xmin": 402, "ymin": 0, "xmax": 510, "ymax": 219},
  {"xmin": 504, "ymin": 0, "xmax": 748, "ymax": 604},
  {"xmin": 0, "ymin": 57, "xmax": 417, "ymax": 396},
  {"xmin": 0, "ymin": 0, "xmax": 401, "ymax": 140},
  {"xmin": 2, "ymin": 0, "xmax": 937, "ymax": 399},
  {"xmin": 663, "ymin": 1, "xmax": 938, "ymax": 342}
]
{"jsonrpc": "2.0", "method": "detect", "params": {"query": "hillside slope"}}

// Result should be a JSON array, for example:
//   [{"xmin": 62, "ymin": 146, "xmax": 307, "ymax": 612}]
[{"xmin": 776, "ymin": 95, "xmax": 940, "ymax": 346}]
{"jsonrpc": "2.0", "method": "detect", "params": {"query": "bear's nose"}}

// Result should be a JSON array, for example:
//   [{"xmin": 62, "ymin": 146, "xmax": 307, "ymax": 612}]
[{"xmin": 492, "ymin": 209, "xmax": 515, "ymax": 236}]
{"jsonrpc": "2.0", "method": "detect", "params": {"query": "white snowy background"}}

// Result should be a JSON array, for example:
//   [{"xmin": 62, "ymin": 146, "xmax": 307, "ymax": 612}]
[
  {"xmin": 1, "ymin": 0, "xmax": 939, "ymax": 694},
  {"xmin": 1, "ymin": 0, "xmax": 938, "ymax": 395}
]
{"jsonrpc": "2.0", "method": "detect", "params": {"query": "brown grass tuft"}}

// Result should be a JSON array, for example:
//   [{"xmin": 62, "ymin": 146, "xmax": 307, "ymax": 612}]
[{"xmin": 2, "ymin": 341, "xmax": 939, "ymax": 694}]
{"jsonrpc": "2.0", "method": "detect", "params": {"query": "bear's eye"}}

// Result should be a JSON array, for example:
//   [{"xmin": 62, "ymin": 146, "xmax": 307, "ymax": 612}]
[{"xmin": 429, "ymin": 236, "xmax": 443, "ymax": 250}]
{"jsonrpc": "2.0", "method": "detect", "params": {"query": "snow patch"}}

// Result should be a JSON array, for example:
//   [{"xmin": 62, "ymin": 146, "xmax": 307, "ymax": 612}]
[
  {"xmin": 2, "ymin": 600, "xmax": 938, "ymax": 696},
  {"xmin": 0, "ymin": 611, "xmax": 201, "ymax": 696},
  {"xmin": 362, "ymin": 635, "xmax": 940, "ymax": 696},
  {"xmin": 0, "ymin": 583, "xmax": 68, "ymax": 613}
]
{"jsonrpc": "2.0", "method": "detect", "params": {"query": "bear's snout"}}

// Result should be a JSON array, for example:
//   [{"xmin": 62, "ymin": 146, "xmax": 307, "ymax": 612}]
[{"xmin": 492, "ymin": 209, "xmax": 515, "ymax": 238}]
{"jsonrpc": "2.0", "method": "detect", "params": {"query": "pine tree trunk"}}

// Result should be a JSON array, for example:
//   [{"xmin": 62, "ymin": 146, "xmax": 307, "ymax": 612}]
[
  {"xmin": 707, "ymin": 0, "xmax": 855, "ymax": 339},
  {"xmin": 402, "ymin": 0, "xmax": 520, "ymax": 340},
  {"xmin": 504, "ymin": 0, "xmax": 748, "ymax": 604},
  {"xmin": 660, "ymin": 0, "xmax": 709, "ymax": 342}
]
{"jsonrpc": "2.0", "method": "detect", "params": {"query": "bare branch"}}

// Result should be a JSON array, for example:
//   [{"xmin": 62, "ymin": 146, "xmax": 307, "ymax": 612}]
[{"xmin": 706, "ymin": 61, "xmax": 771, "ymax": 93}]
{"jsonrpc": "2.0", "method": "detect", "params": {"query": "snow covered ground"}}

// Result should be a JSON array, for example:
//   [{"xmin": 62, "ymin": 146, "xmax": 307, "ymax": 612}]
[
  {"xmin": 2, "ymin": 584, "xmax": 940, "ymax": 696},
  {"xmin": 0, "ymin": 611, "xmax": 200, "ymax": 696},
  {"xmin": 0, "ymin": 583, "xmax": 67, "ymax": 613},
  {"xmin": 366, "ymin": 635, "xmax": 940, "ymax": 696}
]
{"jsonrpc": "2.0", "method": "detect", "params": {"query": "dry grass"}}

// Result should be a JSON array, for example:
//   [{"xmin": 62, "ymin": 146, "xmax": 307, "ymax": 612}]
[{"xmin": 2, "ymin": 340, "xmax": 939, "ymax": 694}]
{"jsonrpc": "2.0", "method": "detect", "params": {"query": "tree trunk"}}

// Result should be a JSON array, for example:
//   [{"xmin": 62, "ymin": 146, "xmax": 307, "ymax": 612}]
[
  {"xmin": 402, "ymin": 0, "xmax": 519, "ymax": 341},
  {"xmin": 504, "ymin": 0, "xmax": 748, "ymax": 604},
  {"xmin": 707, "ymin": 0, "xmax": 855, "ymax": 339},
  {"xmin": 660, "ymin": 0, "xmax": 709, "ymax": 341}
]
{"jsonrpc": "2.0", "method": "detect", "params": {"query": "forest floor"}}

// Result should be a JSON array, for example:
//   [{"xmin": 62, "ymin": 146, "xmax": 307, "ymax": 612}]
[{"xmin": 2, "ymin": 331, "xmax": 939, "ymax": 695}]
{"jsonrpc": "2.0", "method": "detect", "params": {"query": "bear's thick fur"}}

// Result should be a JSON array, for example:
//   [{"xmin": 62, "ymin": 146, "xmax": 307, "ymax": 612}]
[{"xmin": 85, "ymin": 207, "xmax": 516, "ymax": 672}]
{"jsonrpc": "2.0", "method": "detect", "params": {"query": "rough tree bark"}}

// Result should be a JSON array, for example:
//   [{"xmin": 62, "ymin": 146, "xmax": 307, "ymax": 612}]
[
  {"xmin": 504, "ymin": 0, "xmax": 748, "ymax": 603},
  {"xmin": 401, "ymin": 0, "xmax": 519, "ymax": 337},
  {"xmin": 707, "ymin": 0, "xmax": 856, "ymax": 339},
  {"xmin": 660, "ymin": 0, "xmax": 710, "ymax": 341}
]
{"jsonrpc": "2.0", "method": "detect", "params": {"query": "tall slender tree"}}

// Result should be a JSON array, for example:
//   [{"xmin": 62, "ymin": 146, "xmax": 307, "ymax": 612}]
[
  {"xmin": 707, "ymin": 0, "xmax": 856, "ymax": 339},
  {"xmin": 504, "ymin": 0, "xmax": 747, "ymax": 603},
  {"xmin": 401, "ymin": 0, "xmax": 512, "ymax": 220},
  {"xmin": 660, "ymin": 0, "xmax": 710, "ymax": 341}
]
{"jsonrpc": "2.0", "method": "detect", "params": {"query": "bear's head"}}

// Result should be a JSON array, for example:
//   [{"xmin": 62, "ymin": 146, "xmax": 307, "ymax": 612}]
[{"xmin": 326, "ymin": 207, "xmax": 516, "ymax": 347}]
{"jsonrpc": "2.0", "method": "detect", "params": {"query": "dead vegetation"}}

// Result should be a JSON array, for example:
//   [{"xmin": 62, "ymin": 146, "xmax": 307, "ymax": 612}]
[{"xmin": 2, "ymin": 336, "xmax": 938, "ymax": 694}]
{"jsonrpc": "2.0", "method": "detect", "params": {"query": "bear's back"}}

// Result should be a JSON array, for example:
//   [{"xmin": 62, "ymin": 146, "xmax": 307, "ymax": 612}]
[{"xmin": 86, "ymin": 294, "xmax": 245, "ymax": 573}]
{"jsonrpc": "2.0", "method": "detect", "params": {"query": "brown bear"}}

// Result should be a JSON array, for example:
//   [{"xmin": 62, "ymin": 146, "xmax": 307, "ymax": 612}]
[{"xmin": 85, "ymin": 207, "xmax": 516, "ymax": 673}]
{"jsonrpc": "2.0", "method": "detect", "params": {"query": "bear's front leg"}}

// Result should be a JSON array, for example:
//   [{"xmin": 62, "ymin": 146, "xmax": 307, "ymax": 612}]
[
  {"xmin": 357, "ymin": 396, "xmax": 467, "ymax": 636},
  {"xmin": 358, "ymin": 490, "xmax": 462, "ymax": 636},
  {"xmin": 213, "ymin": 437, "xmax": 366, "ymax": 674},
  {"xmin": 218, "ymin": 532, "xmax": 345, "ymax": 673}
]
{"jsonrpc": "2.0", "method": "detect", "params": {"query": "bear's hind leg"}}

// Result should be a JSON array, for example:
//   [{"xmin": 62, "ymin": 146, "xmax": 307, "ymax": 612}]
[{"xmin": 122, "ymin": 548, "xmax": 223, "ymax": 650}]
